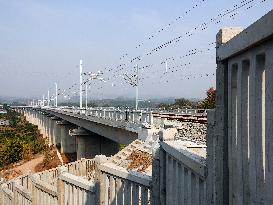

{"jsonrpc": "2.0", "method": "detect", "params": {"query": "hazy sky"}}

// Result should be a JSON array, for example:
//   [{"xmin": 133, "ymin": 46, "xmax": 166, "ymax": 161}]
[{"xmin": 0, "ymin": 0, "xmax": 271, "ymax": 101}]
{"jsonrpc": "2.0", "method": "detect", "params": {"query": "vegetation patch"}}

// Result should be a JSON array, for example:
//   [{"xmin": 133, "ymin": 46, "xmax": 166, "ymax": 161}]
[
  {"xmin": 158, "ymin": 87, "xmax": 216, "ymax": 110},
  {"xmin": 34, "ymin": 148, "xmax": 61, "ymax": 172},
  {"xmin": 0, "ymin": 107, "xmax": 46, "ymax": 168}
]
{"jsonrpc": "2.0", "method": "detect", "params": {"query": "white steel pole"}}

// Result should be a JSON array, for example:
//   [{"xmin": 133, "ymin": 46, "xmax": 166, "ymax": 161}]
[
  {"xmin": 42, "ymin": 95, "xmax": 45, "ymax": 107},
  {"xmin": 135, "ymin": 64, "xmax": 139, "ymax": 111},
  {"xmin": 85, "ymin": 83, "xmax": 88, "ymax": 110},
  {"xmin": 165, "ymin": 61, "xmax": 168, "ymax": 72},
  {"xmin": 80, "ymin": 59, "xmax": 83, "ymax": 109},
  {"xmin": 55, "ymin": 82, "xmax": 58, "ymax": 107},
  {"xmin": 48, "ymin": 90, "xmax": 50, "ymax": 106}
]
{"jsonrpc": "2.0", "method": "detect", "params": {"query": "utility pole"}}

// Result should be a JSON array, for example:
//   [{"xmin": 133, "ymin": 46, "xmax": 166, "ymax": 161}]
[
  {"xmin": 48, "ymin": 90, "xmax": 50, "ymax": 107},
  {"xmin": 80, "ymin": 59, "xmax": 83, "ymax": 109},
  {"xmin": 135, "ymin": 64, "xmax": 139, "ymax": 111},
  {"xmin": 42, "ymin": 95, "xmax": 45, "ymax": 107},
  {"xmin": 85, "ymin": 83, "xmax": 88, "ymax": 110},
  {"xmin": 165, "ymin": 61, "xmax": 168, "ymax": 72},
  {"xmin": 55, "ymin": 82, "xmax": 58, "ymax": 107}
]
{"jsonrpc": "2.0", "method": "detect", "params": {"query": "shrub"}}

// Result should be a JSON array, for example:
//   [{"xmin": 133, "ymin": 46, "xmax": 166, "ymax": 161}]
[
  {"xmin": 1, "ymin": 138, "xmax": 23, "ymax": 165},
  {"xmin": 0, "ymin": 108, "xmax": 46, "ymax": 167}
]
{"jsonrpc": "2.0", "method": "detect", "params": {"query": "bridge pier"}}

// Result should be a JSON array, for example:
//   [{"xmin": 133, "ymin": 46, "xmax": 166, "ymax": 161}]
[
  {"xmin": 70, "ymin": 127, "xmax": 119, "ymax": 160},
  {"xmin": 57, "ymin": 120, "xmax": 77, "ymax": 154},
  {"xmin": 41, "ymin": 112, "xmax": 47, "ymax": 138},
  {"xmin": 50, "ymin": 116, "xmax": 61, "ymax": 146},
  {"xmin": 45, "ymin": 114, "xmax": 52, "ymax": 144},
  {"xmin": 100, "ymin": 135, "xmax": 119, "ymax": 157}
]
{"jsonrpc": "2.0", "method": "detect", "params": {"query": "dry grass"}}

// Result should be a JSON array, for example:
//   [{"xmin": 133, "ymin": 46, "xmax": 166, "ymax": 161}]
[{"xmin": 127, "ymin": 150, "xmax": 152, "ymax": 172}]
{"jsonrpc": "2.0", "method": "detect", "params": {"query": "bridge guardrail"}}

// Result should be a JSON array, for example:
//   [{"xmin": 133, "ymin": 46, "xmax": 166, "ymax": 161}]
[
  {"xmin": 13, "ymin": 182, "xmax": 32, "ymax": 205},
  {"xmin": 6, "ymin": 172, "xmax": 31, "ymax": 193},
  {"xmin": 158, "ymin": 140, "xmax": 207, "ymax": 205},
  {"xmin": 97, "ymin": 162, "xmax": 152, "ymax": 205},
  {"xmin": 1, "ymin": 183, "xmax": 14, "ymax": 205},
  {"xmin": 58, "ymin": 172, "xmax": 97, "ymax": 205},
  {"xmin": 37, "ymin": 158, "xmax": 95, "ymax": 186},
  {"xmin": 54, "ymin": 107, "xmax": 155, "ymax": 125}
]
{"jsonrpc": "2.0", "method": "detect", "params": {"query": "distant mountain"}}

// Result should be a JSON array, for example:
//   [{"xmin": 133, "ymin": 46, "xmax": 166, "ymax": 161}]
[
  {"xmin": 0, "ymin": 95, "xmax": 201, "ymax": 108},
  {"xmin": 0, "ymin": 96, "xmax": 30, "ymax": 105}
]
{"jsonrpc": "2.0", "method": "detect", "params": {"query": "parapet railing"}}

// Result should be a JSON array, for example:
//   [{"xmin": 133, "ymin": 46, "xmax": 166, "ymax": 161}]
[
  {"xmin": 158, "ymin": 141, "xmax": 207, "ymax": 205},
  {"xmin": 37, "ymin": 158, "xmax": 95, "ymax": 186},
  {"xmin": 13, "ymin": 182, "xmax": 32, "ymax": 205},
  {"xmin": 0, "ymin": 184, "xmax": 13, "ymax": 205},
  {"xmin": 58, "ymin": 172, "xmax": 97, "ymax": 204},
  {"xmin": 66, "ymin": 158, "xmax": 95, "ymax": 177},
  {"xmin": 47, "ymin": 107, "xmax": 208, "ymax": 126},
  {"xmin": 97, "ymin": 160, "xmax": 152, "ymax": 205},
  {"xmin": 0, "ymin": 156, "xmax": 152, "ymax": 205},
  {"xmin": 5, "ymin": 172, "xmax": 31, "ymax": 193},
  {"xmin": 12, "ymin": 169, "xmax": 97, "ymax": 205},
  {"xmin": 24, "ymin": 107, "xmax": 209, "ymax": 129},
  {"xmin": 0, "ymin": 159, "xmax": 97, "ymax": 205},
  {"xmin": 54, "ymin": 107, "xmax": 155, "ymax": 125},
  {"xmin": 37, "ymin": 166, "xmax": 59, "ymax": 186},
  {"xmin": 31, "ymin": 174, "xmax": 58, "ymax": 205}
]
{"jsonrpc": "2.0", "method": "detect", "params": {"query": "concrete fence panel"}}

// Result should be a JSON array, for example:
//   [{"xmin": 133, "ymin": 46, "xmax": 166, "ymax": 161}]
[
  {"xmin": 30, "ymin": 174, "xmax": 58, "ymax": 205},
  {"xmin": 13, "ymin": 182, "xmax": 32, "ymax": 205},
  {"xmin": 58, "ymin": 172, "xmax": 97, "ymax": 205},
  {"xmin": 98, "ymin": 163, "xmax": 152, "ymax": 205},
  {"xmin": 0, "ymin": 184, "xmax": 14, "ymax": 205},
  {"xmin": 160, "ymin": 141, "xmax": 207, "ymax": 205}
]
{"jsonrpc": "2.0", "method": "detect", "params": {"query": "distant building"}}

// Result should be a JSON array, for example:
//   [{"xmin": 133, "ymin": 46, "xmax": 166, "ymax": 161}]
[
  {"xmin": 0, "ymin": 105, "xmax": 7, "ymax": 114},
  {"xmin": 0, "ymin": 119, "xmax": 9, "ymax": 126}
]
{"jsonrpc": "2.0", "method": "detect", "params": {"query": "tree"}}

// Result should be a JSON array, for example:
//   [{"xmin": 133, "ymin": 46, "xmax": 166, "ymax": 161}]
[
  {"xmin": 174, "ymin": 98, "xmax": 192, "ymax": 108},
  {"xmin": 199, "ymin": 87, "xmax": 216, "ymax": 109},
  {"xmin": 157, "ymin": 103, "xmax": 171, "ymax": 110}
]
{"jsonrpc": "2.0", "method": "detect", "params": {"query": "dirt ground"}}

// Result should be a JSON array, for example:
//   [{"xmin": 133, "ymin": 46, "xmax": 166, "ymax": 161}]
[
  {"xmin": 0, "ymin": 148, "xmax": 76, "ymax": 180},
  {"xmin": 0, "ymin": 154, "xmax": 45, "ymax": 180},
  {"xmin": 127, "ymin": 149, "xmax": 152, "ymax": 172}
]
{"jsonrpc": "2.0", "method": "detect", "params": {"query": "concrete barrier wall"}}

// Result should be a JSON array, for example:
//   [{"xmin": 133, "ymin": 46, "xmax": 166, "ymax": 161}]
[
  {"xmin": 1, "ymin": 157, "xmax": 153, "ymax": 205},
  {"xmin": 14, "ymin": 183, "xmax": 32, "ymax": 205},
  {"xmin": 225, "ymin": 42, "xmax": 273, "ymax": 205},
  {"xmin": 66, "ymin": 158, "xmax": 95, "ymax": 177},
  {"xmin": 0, "ymin": 184, "xmax": 13, "ymax": 205},
  {"xmin": 31, "ymin": 174, "xmax": 58, "ymax": 205},
  {"xmin": 59, "ymin": 173, "xmax": 97, "ymax": 205},
  {"xmin": 37, "ymin": 159, "xmax": 95, "ymax": 185},
  {"xmin": 6, "ymin": 172, "xmax": 31, "ymax": 193},
  {"xmin": 215, "ymin": 10, "xmax": 273, "ymax": 205},
  {"xmin": 159, "ymin": 141, "xmax": 207, "ymax": 205},
  {"xmin": 98, "ymin": 163, "xmax": 152, "ymax": 205}
]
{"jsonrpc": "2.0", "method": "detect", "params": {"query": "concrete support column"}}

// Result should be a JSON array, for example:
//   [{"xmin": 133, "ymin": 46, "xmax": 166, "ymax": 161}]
[
  {"xmin": 37, "ymin": 112, "xmax": 42, "ymax": 134},
  {"xmin": 50, "ymin": 116, "xmax": 61, "ymax": 146},
  {"xmin": 265, "ymin": 45, "xmax": 273, "ymax": 204},
  {"xmin": 34, "ymin": 111, "xmax": 38, "ymax": 125},
  {"xmin": 54, "ymin": 123, "xmax": 62, "ymax": 146},
  {"xmin": 48, "ymin": 117, "xmax": 55, "ymax": 146},
  {"xmin": 71, "ymin": 128, "xmax": 100, "ymax": 160},
  {"xmin": 41, "ymin": 113, "xmax": 46, "ymax": 138},
  {"xmin": 30, "ymin": 110, "xmax": 34, "ymax": 124},
  {"xmin": 70, "ymin": 127, "xmax": 119, "ymax": 160},
  {"xmin": 45, "ymin": 115, "xmax": 51, "ymax": 144},
  {"xmin": 57, "ymin": 120, "xmax": 77, "ymax": 154},
  {"xmin": 100, "ymin": 137, "xmax": 119, "ymax": 157}
]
